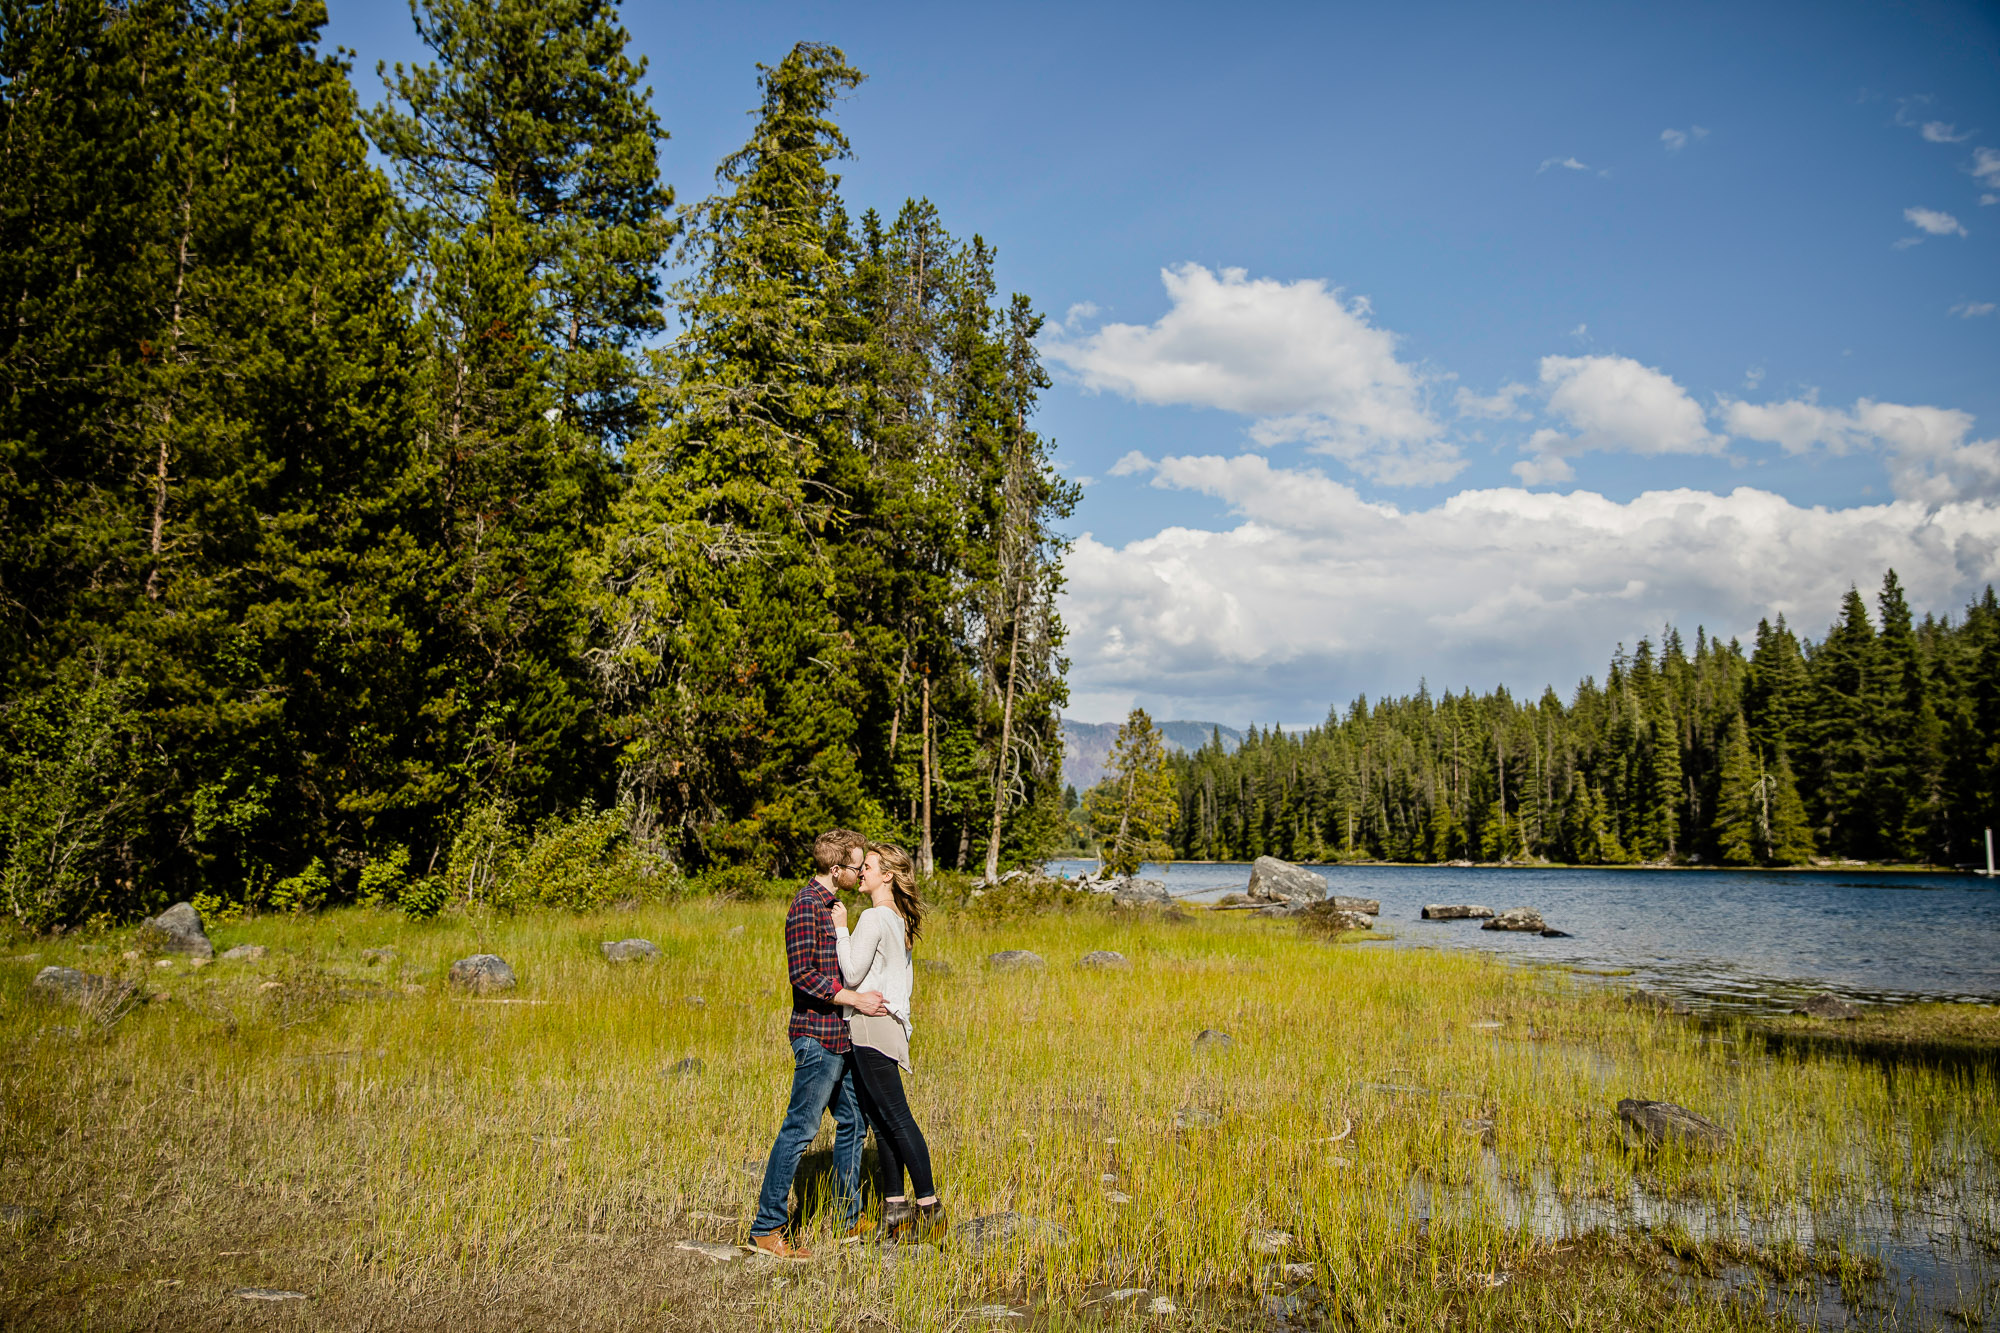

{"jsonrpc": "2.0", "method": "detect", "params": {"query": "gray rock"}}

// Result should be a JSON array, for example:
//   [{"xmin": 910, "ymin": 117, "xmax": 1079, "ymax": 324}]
[
  {"xmin": 1193, "ymin": 1028, "xmax": 1234, "ymax": 1050},
  {"xmin": 220, "ymin": 944, "xmax": 267, "ymax": 962},
  {"xmin": 919, "ymin": 957, "xmax": 951, "ymax": 974},
  {"xmin": 1172, "ymin": 1106, "xmax": 1222, "ymax": 1130},
  {"xmin": 1077, "ymin": 950, "xmax": 1130, "ymax": 969},
  {"xmin": 1253, "ymin": 1229, "xmax": 1296, "ymax": 1255},
  {"xmin": 601, "ymin": 938, "xmax": 659, "ymax": 962},
  {"xmin": 1799, "ymin": 993, "xmax": 1861, "ymax": 1021},
  {"xmin": 1109, "ymin": 877, "xmax": 1170, "ymax": 907},
  {"xmin": 1280, "ymin": 1262, "xmax": 1316, "ymax": 1282},
  {"xmin": 986, "ymin": 950, "xmax": 1044, "ymax": 971},
  {"xmin": 1330, "ymin": 895, "xmax": 1381, "ymax": 915},
  {"xmin": 0, "ymin": 1204, "xmax": 53, "ymax": 1234},
  {"xmin": 1298, "ymin": 904, "xmax": 1377, "ymax": 934},
  {"xmin": 956, "ymin": 1211, "xmax": 1068, "ymax": 1256},
  {"xmin": 448, "ymin": 954, "xmax": 516, "ymax": 993},
  {"xmin": 1245, "ymin": 856, "xmax": 1327, "ymax": 905},
  {"xmin": 1253, "ymin": 901, "xmax": 1303, "ymax": 918},
  {"xmin": 1616, "ymin": 1098, "xmax": 1728, "ymax": 1150},
  {"xmin": 667, "ymin": 1056, "xmax": 704, "ymax": 1077},
  {"xmin": 360, "ymin": 947, "xmax": 396, "ymax": 966},
  {"xmin": 230, "ymin": 1288, "xmax": 308, "ymax": 1302},
  {"xmin": 674, "ymin": 1239, "xmax": 742, "ymax": 1262},
  {"xmin": 1481, "ymin": 907, "xmax": 1547, "ymax": 932},
  {"xmin": 30, "ymin": 966, "xmax": 136, "ymax": 1010},
  {"xmin": 1539, "ymin": 928, "xmax": 1572, "ymax": 938},
  {"xmin": 136, "ymin": 901, "xmax": 213, "ymax": 959},
  {"xmin": 1421, "ymin": 904, "xmax": 1494, "ymax": 920}
]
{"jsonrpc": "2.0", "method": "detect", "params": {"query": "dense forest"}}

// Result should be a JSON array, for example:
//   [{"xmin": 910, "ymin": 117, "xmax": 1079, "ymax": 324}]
[
  {"xmin": 1166, "ymin": 573, "xmax": 2000, "ymax": 870},
  {"xmin": 0, "ymin": 0, "xmax": 1076, "ymax": 929}
]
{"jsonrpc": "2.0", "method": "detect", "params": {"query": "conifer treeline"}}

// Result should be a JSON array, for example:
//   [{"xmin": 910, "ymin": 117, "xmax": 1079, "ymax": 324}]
[
  {"xmin": 0, "ymin": 0, "xmax": 1075, "ymax": 928},
  {"xmin": 1167, "ymin": 573, "xmax": 2000, "ymax": 869}
]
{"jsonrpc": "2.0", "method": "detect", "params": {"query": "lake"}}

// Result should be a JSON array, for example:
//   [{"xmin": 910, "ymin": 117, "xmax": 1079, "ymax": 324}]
[{"xmin": 1043, "ymin": 860, "xmax": 2000, "ymax": 1012}]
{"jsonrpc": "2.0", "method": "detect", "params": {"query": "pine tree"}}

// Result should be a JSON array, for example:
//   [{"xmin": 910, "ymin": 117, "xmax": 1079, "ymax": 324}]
[
  {"xmin": 1084, "ymin": 709, "xmax": 1177, "ymax": 877},
  {"xmin": 1807, "ymin": 587, "xmax": 1880, "ymax": 856},
  {"xmin": 366, "ymin": 0, "xmax": 674, "ymax": 824},
  {"xmin": 589, "ymin": 42, "xmax": 868, "ymax": 869},
  {"xmin": 1768, "ymin": 749, "xmax": 1816, "ymax": 864},
  {"xmin": 1713, "ymin": 712, "xmax": 1760, "ymax": 865}
]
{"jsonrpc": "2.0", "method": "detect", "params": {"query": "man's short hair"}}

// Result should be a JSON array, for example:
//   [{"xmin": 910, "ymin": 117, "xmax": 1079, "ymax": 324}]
[{"xmin": 813, "ymin": 828, "xmax": 867, "ymax": 874}]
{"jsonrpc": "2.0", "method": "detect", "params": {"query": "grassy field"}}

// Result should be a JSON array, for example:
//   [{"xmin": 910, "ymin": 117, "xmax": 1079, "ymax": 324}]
[{"xmin": 1, "ymin": 894, "xmax": 1996, "ymax": 1330}]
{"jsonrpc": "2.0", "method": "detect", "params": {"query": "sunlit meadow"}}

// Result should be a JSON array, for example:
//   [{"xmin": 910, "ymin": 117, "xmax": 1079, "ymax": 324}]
[{"xmin": 2, "ymin": 895, "xmax": 1995, "ymax": 1330}]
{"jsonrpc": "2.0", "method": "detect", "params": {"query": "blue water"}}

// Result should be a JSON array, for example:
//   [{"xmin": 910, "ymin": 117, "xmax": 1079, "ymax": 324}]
[{"xmin": 1044, "ymin": 860, "xmax": 2000, "ymax": 1011}]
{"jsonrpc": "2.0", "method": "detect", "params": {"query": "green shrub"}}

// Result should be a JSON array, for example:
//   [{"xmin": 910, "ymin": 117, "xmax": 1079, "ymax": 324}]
[
  {"xmin": 503, "ymin": 805, "xmax": 629, "ymax": 911},
  {"xmin": 398, "ymin": 874, "xmax": 451, "ymax": 919},
  {"xmin": 447, "ymin": 800, "xmax": 520, "ymax": 909},
  {"xmin": 356, "ymin": 847, "xmax": 411, "ymax": 907},
  {"xmin": 269, "ymin": 858, "xmax": 330, "ymax": 914},
  {"xmin": 694, "ymin": 863, "xmax": 783, "ymax": 900}
]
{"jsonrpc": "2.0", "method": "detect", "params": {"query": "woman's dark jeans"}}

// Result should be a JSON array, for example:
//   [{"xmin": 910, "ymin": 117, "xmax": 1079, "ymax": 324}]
[{"xmin": 851, "ymin": 1045, "xmax": 936, "ymax": 1200}]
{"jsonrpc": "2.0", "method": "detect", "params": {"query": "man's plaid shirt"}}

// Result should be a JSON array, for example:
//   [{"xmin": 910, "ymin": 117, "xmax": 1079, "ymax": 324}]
[{"xmin": 786, "ymin": 877, "xmax": 850, "ymax": 1052}]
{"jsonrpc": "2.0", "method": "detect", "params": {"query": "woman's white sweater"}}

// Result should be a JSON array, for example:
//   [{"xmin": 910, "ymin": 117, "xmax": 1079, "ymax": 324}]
[{"xmin": 835, "ymin": 905, "xmax": 913, "ymax": 1034}]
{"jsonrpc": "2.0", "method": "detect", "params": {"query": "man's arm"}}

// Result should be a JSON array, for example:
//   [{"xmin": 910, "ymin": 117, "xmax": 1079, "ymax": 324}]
[{"xmin": 788, "ymin": 892, "xmax": 887, "ymax": 1015}]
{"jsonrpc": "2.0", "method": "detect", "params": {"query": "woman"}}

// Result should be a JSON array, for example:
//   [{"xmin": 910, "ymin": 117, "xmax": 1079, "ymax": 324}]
[{"xmin": 829, "ymin": 842, "xmax": 945, "ymax": 1240}]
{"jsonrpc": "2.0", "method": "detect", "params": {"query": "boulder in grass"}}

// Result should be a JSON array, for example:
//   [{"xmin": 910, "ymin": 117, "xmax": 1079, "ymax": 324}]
[
  {"xmin": 601, "ymin": 938, "xmax": 659, "ymax": 963},
  {"xmin": 30, "ymin": 966, "xmax": 136, "ymax": 1011},
  {"xmin": 360, "ymin": 947, "xmax": 396, "ymax": 967},
  {"xmin": 1109, "ymin": 878, "xmax": 1171, "ymax": 907},
  {"xmin": 1798, "ymin": 992, "xmax": 1860, "ymax": 1020},
  {"xmin": 1245, "ymin": 856, "xmax": 1327, "ymax": 905},
  {"xmin": 986, "ymin": 950, "xmax": 1044, "ymax": 971},
  {"xmin": 1481, "ymin": 908, "xmax": 1547, "ymax": 932},
  {"xmin": 220, "ymin": 944, "xmax": 267, "ymax": 962},
  {"xmin": 1422, "ymin": 904, "xmax": 1494, "ymax": 921},
  {"xmin": 1297, "ymin": 903, "xmax": 1376, "ymax": 936},
  {"xmin": 1193, "ymin": 1028, "xmax": 1234, "ymax": 1050},
  {"xmin": 136, "ymin": 902, "xmax": 213, "ymax": 959},
  {"xmin": 1078, "ymin": 950, "xmax": 1131, "ymax": 969},
  {"xmin": 1616, "ymin": 1098, "xmax": 1728, "ymax": 1151},
  {"xmin": 448, "ymin": 954, "xmax": 516, "ymax": 993}
]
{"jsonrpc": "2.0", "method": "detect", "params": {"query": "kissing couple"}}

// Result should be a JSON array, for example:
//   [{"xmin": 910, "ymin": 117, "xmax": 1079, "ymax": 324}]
[{"xmin": 748, "ymin": 828, "xmax": 945, "ymax": 1259}]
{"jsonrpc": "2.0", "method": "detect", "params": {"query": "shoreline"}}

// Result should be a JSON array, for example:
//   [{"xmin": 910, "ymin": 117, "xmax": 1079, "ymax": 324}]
[{"xmin": 1048, "ymin": 857, "xmax": 1989, "ymax": 877}]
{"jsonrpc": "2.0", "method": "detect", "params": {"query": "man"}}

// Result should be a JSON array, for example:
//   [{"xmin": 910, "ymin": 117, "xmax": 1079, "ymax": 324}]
[{"xmin": 749, "ymin": 828, "xmax": 888, "ymax": 1259}]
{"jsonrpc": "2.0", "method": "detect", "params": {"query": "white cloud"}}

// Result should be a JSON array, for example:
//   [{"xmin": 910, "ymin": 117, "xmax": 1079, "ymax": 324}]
[
  {"xmin": 1660, "ymin": 125, "xmax": 1709, "ymax": 152},
  {"xmin": 1951, "ymin": 301, "xmax": 1996, "ymax": 318},
  {"xmin": 1906, "ymin": 206, "xmax": 1968, "ymax": 236},
  {"xmin": 1514, "ymin": 355, "xmax": 1722, "ymax": 480},
  {"xmin": 1725, "ymin": 396, "xmax": 2000, "ymax": 505},
  {"xmin": 1454, "ymin": 382, "xmax": 1531, "ymax": 420},
  {"xmin": 1060, "ymin": 454, "xmax": 2000, "ymax": 721},
  {"xmin": 1538, "ymin": 156, "xmax": 1591, "ymax": 174},
  {"xmin": 1744, "ymin": 366, "xmax": 1766, "ymax": 390},
  {"xmin": 1976, "ymin": 148, "xmax": 2000, "ymax": 200},
  {"xmin": 1041, "ymin": 264, "xmax": 1460, "ymax": 486},
  {"xmin": 1922, "ymin": 121, "xmax": 1970, "ymax": 144}
]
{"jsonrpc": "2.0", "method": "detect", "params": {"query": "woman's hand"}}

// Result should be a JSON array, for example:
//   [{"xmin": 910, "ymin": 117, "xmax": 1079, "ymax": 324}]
[{"xmin": 829, "ymin": 900, "xmax": 848, "ymax": 930}]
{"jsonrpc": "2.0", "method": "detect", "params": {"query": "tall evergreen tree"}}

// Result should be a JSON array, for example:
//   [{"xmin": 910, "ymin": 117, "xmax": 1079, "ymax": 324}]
[
  {"xmin": 1806, "ymin": 587, "xmax": 1880, "ymax": 857},
  {"xmin": 1084, "ymin": 709, "xmax": 1177, "ymax": 877},
  {"xmin": 366, "ymin": 0, "xmax": 673, "ymax": 826}
]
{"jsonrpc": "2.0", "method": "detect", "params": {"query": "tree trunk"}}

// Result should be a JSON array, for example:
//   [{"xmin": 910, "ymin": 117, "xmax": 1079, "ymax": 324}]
[
  {"xmin": 918, "ymin": 668, "xmax": 933, "ymax": 875},
  {"xmin": 982, "ymin": 609, "xmax": 1022, "ymax": 884}
]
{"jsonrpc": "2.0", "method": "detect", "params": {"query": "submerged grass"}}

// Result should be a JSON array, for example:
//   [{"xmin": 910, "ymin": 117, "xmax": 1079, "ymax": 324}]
[{"xmin": 0, "ymin": 899, "xmax": 1994, "ymax": 1330}]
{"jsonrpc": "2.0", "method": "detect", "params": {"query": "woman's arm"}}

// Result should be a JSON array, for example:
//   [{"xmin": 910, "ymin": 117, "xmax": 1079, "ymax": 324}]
[{"xmin": 837, "ymin": 910, "xmax": 885, "ymax": 987}]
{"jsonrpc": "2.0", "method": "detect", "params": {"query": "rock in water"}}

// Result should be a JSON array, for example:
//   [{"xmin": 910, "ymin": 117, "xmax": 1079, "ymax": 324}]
[
  {"xmin": 1799, "ymin": 993, "xmax": 1860, "ymax": 1020},
  {"xmin": 1109, "ymin": 878, "xmax": 1171, "ymax": 907},
  {"xmin": 1616, "ymin": 1098, "xmax": 1728, "ymax": 1150},
  {"xmin": 1077, "ymin": 950, "xmax": 1130, "ymax": 969},
  {"xmin": 986, "ymin": 950, "xmax": 1044, "ymax": 971},
  {"xmin": 220, "ymin": 944, "xmax": 267, "ymax": 962},
  {"xmin": 1481, "ymin": 908, "xmax": 1547, "ymax": 932},
  {"xmin": 1539, "ymin": 928, "xmax": 1572, "ymax": 938},
  {"xmin": 601, "ymin": 938, "xmax": 659, "ymax": 962},
  {"xmin": 956, "ymin": 1211, "xmax": 1067, "ymax": 1256},
  {"xmin": 1422, "ymin": 904, "xmax": 1494, "ymax": 920},
  {"xmin": 1193, "ymin": 1028, "xmax": 1234, "ymax": 1050},
  {"xmin": 136, "ymin": 902, "xmax": 213, "ymax": 959},
  {"xmin": 1297, "ymin": 904, "xmax": 1376, "ymax": 935},
  {"xmin": 1245, "ymin": 856, "xmax": 1327, "ymax": 905},
  {"xmin": 1330, "ymin": 895, "xmax": 1381, "ymax": 915},
  {"xmin": 30, "ymin": 966, "xmax": 136, "ymax": 1010},
  {"xmin": 448, "ymin": 954, "xmax": 516, "ymax": 993}
]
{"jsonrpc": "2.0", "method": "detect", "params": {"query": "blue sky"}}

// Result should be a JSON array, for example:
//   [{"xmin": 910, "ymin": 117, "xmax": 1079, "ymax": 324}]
[{"xmin": 325, "ymin": 0, "xmax": 2000, "ymax": 726}]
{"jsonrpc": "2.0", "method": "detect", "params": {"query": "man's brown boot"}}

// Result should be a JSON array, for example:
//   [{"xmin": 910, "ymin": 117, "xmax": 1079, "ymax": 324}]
[{"xmin": 750, "ymin": 1232, "xmax": 812, "ymax": 1261}]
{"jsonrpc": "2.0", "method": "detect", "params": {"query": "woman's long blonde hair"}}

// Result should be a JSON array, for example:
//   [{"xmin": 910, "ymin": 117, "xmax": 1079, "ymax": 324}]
[{"xmin": 867, "ymin": 842, "xmax": 925, "ymax": 944}]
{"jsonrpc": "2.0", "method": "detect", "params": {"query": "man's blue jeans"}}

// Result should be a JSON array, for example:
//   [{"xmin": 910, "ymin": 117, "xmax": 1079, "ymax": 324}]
[{"xmin": 751, "ymin": 1036, "xmax": 867, "ymax": 1236}]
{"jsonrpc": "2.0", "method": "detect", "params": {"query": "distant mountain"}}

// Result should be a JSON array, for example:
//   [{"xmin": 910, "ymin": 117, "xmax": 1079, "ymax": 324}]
[{"xmin": 1060, "ymin": 718, "xmax": 1244, "ymax": 792}]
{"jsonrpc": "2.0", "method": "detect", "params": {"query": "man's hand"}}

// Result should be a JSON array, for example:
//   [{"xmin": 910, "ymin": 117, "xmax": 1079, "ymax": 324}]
[
  {"xmin": 829, "ymin": 900, "xmax": 848, "ymax": 930},
  {"xmin": 834, "ymin": 988, "xmax": 888, "ymax": 1017}
]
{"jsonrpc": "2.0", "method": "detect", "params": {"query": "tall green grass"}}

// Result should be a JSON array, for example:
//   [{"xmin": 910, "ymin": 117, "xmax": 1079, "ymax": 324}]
[{"xmin": 1, "ymin": 898, "xmax": 1993, "ymax": 1330}]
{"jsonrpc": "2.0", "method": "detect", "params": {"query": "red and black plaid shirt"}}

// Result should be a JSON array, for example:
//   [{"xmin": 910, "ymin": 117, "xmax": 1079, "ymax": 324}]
[{"xmin": 786, "ymin": 877, "xmax": 850, "ymax": 1052}]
